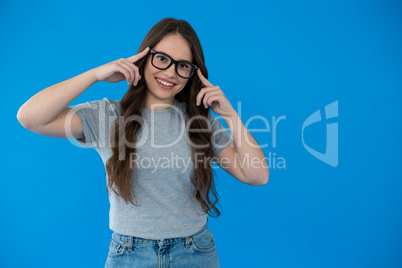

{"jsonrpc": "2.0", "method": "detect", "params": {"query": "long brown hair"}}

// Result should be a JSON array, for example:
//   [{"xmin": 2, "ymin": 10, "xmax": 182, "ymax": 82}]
[{"xmin": 105, "ymin": 17, "xmax": 222, "ymax": 217}]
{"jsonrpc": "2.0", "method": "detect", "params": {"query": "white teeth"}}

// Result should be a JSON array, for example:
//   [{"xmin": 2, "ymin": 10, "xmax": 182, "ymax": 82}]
[{"xmin": 157, "ymin": 78, "xmax": 174, "ymax": 87}]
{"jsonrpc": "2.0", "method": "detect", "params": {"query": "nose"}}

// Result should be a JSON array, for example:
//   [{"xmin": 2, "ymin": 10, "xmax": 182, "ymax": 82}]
[{"xmin": 163, "ymin": 63, "xmax": 176, "ymax": 78}]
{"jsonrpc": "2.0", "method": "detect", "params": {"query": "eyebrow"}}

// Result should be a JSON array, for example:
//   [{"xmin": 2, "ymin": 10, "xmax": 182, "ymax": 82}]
[{"xmin": 159, "ymin": 50, "xmax": 192, "ymax": 62}]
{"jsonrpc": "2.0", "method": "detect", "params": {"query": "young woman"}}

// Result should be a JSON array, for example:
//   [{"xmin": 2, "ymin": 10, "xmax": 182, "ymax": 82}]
[{"xmin": 17, "ymin": 17, "xmax": 269, "ymax": 267}]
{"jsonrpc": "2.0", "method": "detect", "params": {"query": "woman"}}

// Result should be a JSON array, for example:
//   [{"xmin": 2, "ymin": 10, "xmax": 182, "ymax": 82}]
[{"xmin": 17, "ymin": 17, "xmax": 269, "ymax": 267}]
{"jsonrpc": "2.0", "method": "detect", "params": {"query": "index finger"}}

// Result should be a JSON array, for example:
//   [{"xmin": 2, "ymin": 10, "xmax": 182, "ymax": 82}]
[
  {"xmin": 197, "ymin": 68, "xmax": 214, "ymax": 87},
  {"xmin": 126, "ymin": 46, "xmax": 150, "ymax": 64}
]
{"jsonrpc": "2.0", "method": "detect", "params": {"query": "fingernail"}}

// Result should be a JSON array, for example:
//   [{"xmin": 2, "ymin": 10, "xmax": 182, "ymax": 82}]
[
  {"xmin": 134, "ymin": 82, "xmax": 138, "ymax": 86},
  {"xmin": 204, "ymin": 105, "xmax": 208, "ymax": 109},
  {"xmin": 196, "ymin": 102, "xmax": 199, "ymax": 106}
]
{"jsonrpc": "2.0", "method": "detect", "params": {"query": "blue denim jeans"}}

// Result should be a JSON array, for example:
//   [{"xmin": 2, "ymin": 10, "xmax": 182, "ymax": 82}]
[{"xmin": 105, "ymin": 221, "xmax": 220, "ymax": 267}]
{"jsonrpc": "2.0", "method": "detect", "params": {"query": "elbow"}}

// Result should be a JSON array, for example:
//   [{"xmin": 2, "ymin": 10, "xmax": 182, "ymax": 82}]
[
  {"xmin": 249, "ymin": 175, "xmax": 269, "ymax": 186},
  {"xmin": 257, "ymin": 177, "xmax": 269, "ymax": 186},
  {"xmin": 17, "ymin": 108, "xmax": 34, "ymax": 130},
  {"xmin": 17, "ymin": 109, "xmax": 28, "ymax": 128},
  {"xmin": 249, "ymin": 170, "xmax": 269, "ymax": 186}
]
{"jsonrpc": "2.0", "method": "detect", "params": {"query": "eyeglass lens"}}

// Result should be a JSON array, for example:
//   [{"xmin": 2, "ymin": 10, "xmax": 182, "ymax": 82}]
[{"xmin": 152, "ymin": 53, "xmax": 193, "ymax": 78}]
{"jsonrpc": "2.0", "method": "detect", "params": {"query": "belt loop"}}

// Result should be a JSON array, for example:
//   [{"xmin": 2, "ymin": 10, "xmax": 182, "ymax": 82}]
[
  {"xmin": 185, "ymin": 236, "xmax": 192, "ymax": 247},
  {"xmin": 125, "ymin": 236, "xmax": 134, "ymax": 251}
]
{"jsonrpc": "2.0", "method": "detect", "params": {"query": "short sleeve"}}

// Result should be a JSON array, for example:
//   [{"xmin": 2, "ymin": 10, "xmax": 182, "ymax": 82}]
[
  {"xmin": 208, "ymin": 113, "xmax": 233, "ymax": 156},
  {"xmin": 69, "ymin": 97, "xmax": 118, "ymax": 149}
]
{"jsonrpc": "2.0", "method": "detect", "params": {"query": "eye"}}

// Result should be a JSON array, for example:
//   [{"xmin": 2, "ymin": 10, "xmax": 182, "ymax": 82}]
[
  {"xmin": 179, "ymin": 62, "xmax": 190, "ymax": 69},
  {"xmin": 156, "ymin": 55, "xmax": 167, "ymax": 62}
]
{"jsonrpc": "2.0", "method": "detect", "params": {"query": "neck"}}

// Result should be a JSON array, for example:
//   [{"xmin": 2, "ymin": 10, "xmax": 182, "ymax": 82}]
[{"xmin": 142, "ymin": 95, "xmax": 175, "ymax": 110}]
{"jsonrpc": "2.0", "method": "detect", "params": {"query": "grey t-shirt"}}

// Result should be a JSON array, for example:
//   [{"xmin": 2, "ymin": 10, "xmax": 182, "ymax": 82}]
[{"xmin": 69, "ymin": 97, "xmax": 233, "ymax": 239}]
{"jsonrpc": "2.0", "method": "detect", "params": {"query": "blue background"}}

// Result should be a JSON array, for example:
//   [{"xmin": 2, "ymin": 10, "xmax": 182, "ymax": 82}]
[{"xmin": 2, "ymin": 0, "xmax": 401, "ymax": 267}]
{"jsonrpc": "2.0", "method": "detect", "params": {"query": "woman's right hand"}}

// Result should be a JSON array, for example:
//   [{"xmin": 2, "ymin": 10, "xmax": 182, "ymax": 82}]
[{"xmin": 91, "ymin": 47, "xmax": 150, "ymax": 86}]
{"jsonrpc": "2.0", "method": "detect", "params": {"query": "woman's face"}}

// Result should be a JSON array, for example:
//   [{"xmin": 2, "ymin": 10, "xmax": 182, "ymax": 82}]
[{"xmin": 143, "ymin": 34, "xmax": 193, "ymax": 107}]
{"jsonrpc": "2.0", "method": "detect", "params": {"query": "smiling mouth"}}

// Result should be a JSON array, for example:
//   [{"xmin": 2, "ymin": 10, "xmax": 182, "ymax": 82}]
[
  {"xmin": 156, "ymin": 77, "xmax": 175, "ymax": 86},
  {"xmin": 155, "ymin": 77, "xmax": 175, "ymax": 89}
]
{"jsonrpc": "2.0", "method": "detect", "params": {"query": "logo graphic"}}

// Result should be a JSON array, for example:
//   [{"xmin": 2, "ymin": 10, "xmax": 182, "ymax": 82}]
[{"xmin": 302, "ymin": 100, "xmax": 338, "ymax": 167}]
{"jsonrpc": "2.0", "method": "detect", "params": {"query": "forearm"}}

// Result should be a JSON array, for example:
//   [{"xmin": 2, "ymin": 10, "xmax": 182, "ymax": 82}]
[
  {"xmin": 17, "ymin": 69, "xmax": 99, "ymax": 129},
  {"xmin": 224, "ymin": 113, "xmax": 269, "ymax": 184}
]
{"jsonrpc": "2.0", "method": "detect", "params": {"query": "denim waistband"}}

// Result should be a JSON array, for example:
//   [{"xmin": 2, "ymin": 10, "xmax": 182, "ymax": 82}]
[{"xmin": 111, "ymin": 220, "xmax": 209, "ymax": 250}]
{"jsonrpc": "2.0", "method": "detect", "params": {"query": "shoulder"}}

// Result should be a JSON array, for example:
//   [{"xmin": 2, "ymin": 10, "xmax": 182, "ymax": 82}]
[
  {"xmin": 69, "ymin": 97, "xmax": 122, "ymax": 123},
  {"xmin": 207, "ymin": 113, "xmax": 224, "ymax": 127},
  {"xmin": 102, "ymin": 97, "xmax": 122, "ymax": 116},
  {"xmin": 175, "ymin": 99, "xmax": 225, "ymax": 132}
]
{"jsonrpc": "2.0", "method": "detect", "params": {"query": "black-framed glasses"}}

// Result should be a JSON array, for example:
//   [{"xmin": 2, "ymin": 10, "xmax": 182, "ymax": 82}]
[{"xmin": 150, "ymin": 50, "xmax": 198, "ymax": 79}]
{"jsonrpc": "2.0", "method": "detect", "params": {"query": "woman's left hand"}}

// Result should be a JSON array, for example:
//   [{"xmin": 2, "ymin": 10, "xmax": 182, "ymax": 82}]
[{"xmin": 195, "ymin": 68, "xmax": 236, "ymax": 117}]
